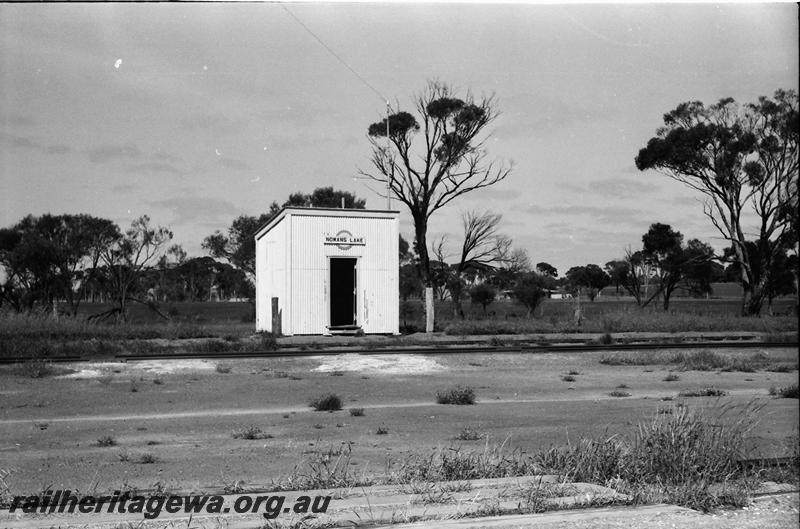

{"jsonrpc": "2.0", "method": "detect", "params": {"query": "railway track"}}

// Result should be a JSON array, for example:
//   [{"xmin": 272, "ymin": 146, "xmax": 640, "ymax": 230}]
[{"xmin": 0, "ymin": 340, "xmax": 796, "ymax": 364}]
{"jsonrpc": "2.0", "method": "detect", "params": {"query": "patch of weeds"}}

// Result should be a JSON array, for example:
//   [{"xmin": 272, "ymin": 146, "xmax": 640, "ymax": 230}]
[
  {"xmin": 310, "ymin": 393, "xmax": 343, "ymax": 411},
  {"xmin": 561, "ymin": 375, "xmax": 576, "ymax": 382},
  {"xmin": 489, "ymin": 337, "xmax": 506, "ymax": 347},
  {"xmin": 289, "ymin": 375, "xmax": 303, "ymax": 381},
  {"xmin": 97, "ymin": 435, "xmax": 117, "ymax": 447},
  {"xmin": 329, "ymin": 370, "xmax": 344, "ymax": 377},
  {"xmin": 599, "ymin": 333, "xmax": 614, "ymax": 345},
  {"xmin": 11, "ymin": 359, "xmax": 74, "ymax": 378},
  {"xmin": 468, "ymin": 362, "xmax": 483, "ymax": 367},
  {"xmin": 616, "ymin": 384, "xmax": 629, "ymax": 389},
  {"xmin": 222, "ymin": 479, "xmax": 247, "ymax": 494},
  {"xmin": 312, "ymin": 424, "xmax": 325, "ymax": 430},
  {"xmin": 349, "ymin": 407, "xmax": 365, "ymax": 417},
  {"xmin": 663, "ymin": 373, "xmax": 680, "ymax": 382},
  {"xmin": 258, "ymin": 332, "xmax": 279, "ymax": 351},
  {"xmin": 454, "ymin": 426, "xmax": 483, "ymax": 441},
  {"xmin": 117, "ymin": 450, "xmax": 130, "ymax": 462},
  {"xmin": 215, "ymin": 363, "xmax": 232, "ymax": 374},
  {"xmin": 567, "ymin": 370, "xmax": 580, "ymax": 375},
  {"xmin": 436, "ymin": 385, "xmax": 476, "ymax": 405},
  {"xmin": 232, "ymin": 425, "xmax": 273, "ymax": 440},
  {"xmin": 769, "ymin": 384, "xmax": 799, "ymax": 398},
  {"xmin": 609, "ymin": 390, "xmax": 632, "ymax": 397},
  {"xmin": 146, "ymin": 440, "xmax": 160, "ymax": 446},
  {"xmin": 766, "ymin": 363, "xmax": 798, "ymax": 373},
  {"xmin": 138, "ymin": 453, "xmax": 158, "ymax": 464},
  {"xmin": 152, "ymin": 377, "xmax": 163, "ymax": 385},
  {"xmin": 376, "ymin": 425, "xmax": 389, "ymax": 435},
  {"xmin": 678, "ymin": 387, "xmax": 729, "ymax": 397},
  {"xmin": 282, "ymin": 414, "xmax": 290, "ymax": 419}
]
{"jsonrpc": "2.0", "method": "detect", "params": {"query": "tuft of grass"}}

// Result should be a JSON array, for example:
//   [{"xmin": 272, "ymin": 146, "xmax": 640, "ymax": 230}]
[
  {"xmin": 678, "ymin": 387, "xmax": 729, "ymax": 397},
  {"xmin": 454, "ymin": 426, "xmax": 483, "ymax": 441},
  {"xmin": 436, "ymin": 385, "xmax": 476, "ymax": 405},
  {"xmin": 232, "ymin": 425, "xmax": 273, "ymax": 440},
  {"xmin": 561, "ymin": 375, "xmax": 576, "ymax": 382},
  {"xmin": 96, "ymin": 435, "xmax": 117, "ymax": 447},
  {"xmin": 376, "ymin": 425, "xmax": 389, "ymax": 435},
  {"xmin": 567, "ymin": 370, "xmax": 580, "ymax": 375},
  {"xmin": 309, "ymin": 393, "xmax": 343, "ymax": 412},
  {"xmin": 663, "ymin": 373, "xmax": 680, "ymax": 382},
  {"xmin": 609, "ymin": 390, "xmax": 632, "ymax": 397},
  {"xmin": 138, "ymin": 453, "xmax": 158, "ymax": 464},
  {"xmin": 534, "ymin": 400, "xmax": 767, "ymax": 511},
  {"xmin": 349, "ymin": 407, "xmax": 365, "ymax": 417},
  {"xmin": 215, "ymin": 363, "xmax": 232, "ymax": 374}
]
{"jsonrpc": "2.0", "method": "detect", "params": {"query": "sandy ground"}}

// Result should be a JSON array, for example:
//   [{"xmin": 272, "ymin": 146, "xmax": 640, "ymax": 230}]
[{"xmin": 0, "ymin": 347, "xmax": 797, "ymax": 495}]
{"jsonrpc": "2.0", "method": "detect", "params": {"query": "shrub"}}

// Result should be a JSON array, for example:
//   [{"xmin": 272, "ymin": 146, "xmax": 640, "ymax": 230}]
[
  {"xmin": 97, "ymin": 435, "xmax": 117, "ymax": 447},
  {"xmin": 663, "ymin": 373, "xmax": 680, "ymax": 382},
  {"xmin": 310, "ymin": 394, "xmax": 343, "ymax": 411},
  {"xmin": 376, "ymin": 425, "xmax": 389, "ymax": 435},
  {"xmin": 436, "ymin": 385, "xmax": 476, "ymax": 405},
  {"xmin": 349, "ymin": 408, "xmax": 365, "ymax": 417},
  {"xmin": 469, "ymin": 283, "xmax": 496, "ymax": 314},
  {"xmin": 454, "ymin": 426, "xmax": 483, "ymax": 441},
  {"xmin": 232, "ymin": 425, "xmax": 273, "ymax": 440},
  {"xmin": 561, "ymin": 375, "xmax": 576, "ymax": 382},
  {"xmin": 608, "ymin": 390, "xmax": 631, "ymax": 397},
  {"xmin": 770, "ymin": 384, "xmax": 799, "ymax": 398},
  {"xmin": 678, "ymin": 387, "xmax": 729, "ymax": 397},
  {"xmin": 138, "ymin": 453, "xmax": 158, "ymax": 464},
  {"xmin": 600, "ymin": 333, "xmax": 613, "ymax": 345},
  {"xmin": 215, "ymin": 363, "xmax": 232, "ymax": 374}
]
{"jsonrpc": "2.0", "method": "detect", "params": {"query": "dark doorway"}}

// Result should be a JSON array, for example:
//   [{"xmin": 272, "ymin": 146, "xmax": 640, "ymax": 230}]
[{"xmin": 330, "ymin": 258, "xmax": 357, "ymax": 327}]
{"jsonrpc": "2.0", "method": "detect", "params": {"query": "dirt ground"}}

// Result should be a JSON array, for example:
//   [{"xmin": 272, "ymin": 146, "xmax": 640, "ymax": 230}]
[{"xmin": 1, "ymin": 347, "xmax": 797, "ymax": 495}]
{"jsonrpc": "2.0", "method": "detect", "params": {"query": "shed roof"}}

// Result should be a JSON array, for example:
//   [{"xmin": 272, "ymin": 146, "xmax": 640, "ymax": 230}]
[{"xmin": 253, "ymin": 207, "xmax": 400, "ymax": 241}]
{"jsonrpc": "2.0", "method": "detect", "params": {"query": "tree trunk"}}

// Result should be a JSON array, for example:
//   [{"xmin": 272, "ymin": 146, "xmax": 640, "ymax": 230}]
[{"xmin": 414, "ymin": 214, "xmax": 435, "ymax": 333}]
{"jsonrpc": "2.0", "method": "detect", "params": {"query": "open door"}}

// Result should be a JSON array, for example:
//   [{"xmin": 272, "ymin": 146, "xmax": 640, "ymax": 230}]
[{"xmin": 329, "ymin": 258, "xmax": 357, "ymax": 328}]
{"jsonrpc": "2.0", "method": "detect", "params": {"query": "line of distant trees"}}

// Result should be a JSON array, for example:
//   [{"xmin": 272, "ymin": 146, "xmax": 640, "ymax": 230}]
[
  {"xmin": 0, "ymin": 214, "xmax": 250, "ymax": 322},
  {"xmin": 1, "ymin": 201, "xmax": 795, "ymax": 323}
]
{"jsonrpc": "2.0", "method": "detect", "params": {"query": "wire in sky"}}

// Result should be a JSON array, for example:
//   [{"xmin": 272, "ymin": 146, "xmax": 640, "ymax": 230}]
[{"xmin": 281, "ymin": 5, "xmax": 388, "ymax": 104}]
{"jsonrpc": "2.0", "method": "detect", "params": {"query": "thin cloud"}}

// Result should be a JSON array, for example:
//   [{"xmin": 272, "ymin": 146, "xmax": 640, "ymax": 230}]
[
  {"xmin": 87, "ymin": 144, "xmax": 142, "ymax": 163},
  {"xmin": 180, "ymin": 114, "xmax": 246, "ymax": 135},
  {"xmin": 149, "ymin": 196, "xmax": 240, "ymax": 225},
  {"xmin": 217, "ymin": 157, "xmax": 251, "ymax": 170},
  {"xmin": 0, "ymin": 132, "xmax": 71, "ymax": 155},
  {"xmin": 126, "ymin": 162, "xmax": 183, "ymax": 175},
  {"xmin": 586, "ymin": 177, "xmax": 659, "ymax": 197}
]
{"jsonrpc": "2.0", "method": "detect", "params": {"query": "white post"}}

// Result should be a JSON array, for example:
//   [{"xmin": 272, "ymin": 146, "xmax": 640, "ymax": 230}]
[{"xmin": 425, "ymin": 287, "xmax": 434, "ymax": 333}]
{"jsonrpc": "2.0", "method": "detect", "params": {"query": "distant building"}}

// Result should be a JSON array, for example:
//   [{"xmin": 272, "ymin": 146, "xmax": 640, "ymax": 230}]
[{"xmin": 254, "ymin": 207, "xmax": 400, "ymax": 335}]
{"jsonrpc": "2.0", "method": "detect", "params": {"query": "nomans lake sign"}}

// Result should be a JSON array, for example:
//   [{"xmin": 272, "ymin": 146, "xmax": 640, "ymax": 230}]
[{"xmin": 323, "ymin": 230, "xmax": 365, "ymax": 250}]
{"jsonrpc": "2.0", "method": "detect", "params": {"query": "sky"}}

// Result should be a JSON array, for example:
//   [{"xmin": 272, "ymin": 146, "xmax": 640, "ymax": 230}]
[{"xmin": 1, "ymin": 2, "xmax": 797, "ymax": 274}]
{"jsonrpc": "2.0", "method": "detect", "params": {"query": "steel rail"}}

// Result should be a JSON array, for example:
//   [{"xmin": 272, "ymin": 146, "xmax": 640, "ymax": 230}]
[{"xmin": 0, "ymin": 340, "xmax": 796, "ymax": 364}]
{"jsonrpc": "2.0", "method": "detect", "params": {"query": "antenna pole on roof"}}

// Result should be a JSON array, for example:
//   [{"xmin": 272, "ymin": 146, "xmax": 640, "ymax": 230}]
[{"xmin": 386, "ymin": 101, "xmax": 392, "ymax": 211}]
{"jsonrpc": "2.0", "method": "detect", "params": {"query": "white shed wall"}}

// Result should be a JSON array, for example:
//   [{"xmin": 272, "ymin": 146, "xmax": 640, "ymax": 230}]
[
  {"xmin": 255, "ymin": 218, "xmax": 288, "ymax": 333},
  {"xmin": 256, "ymin": 208, "xmax": 399, "ymax": 335}
]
